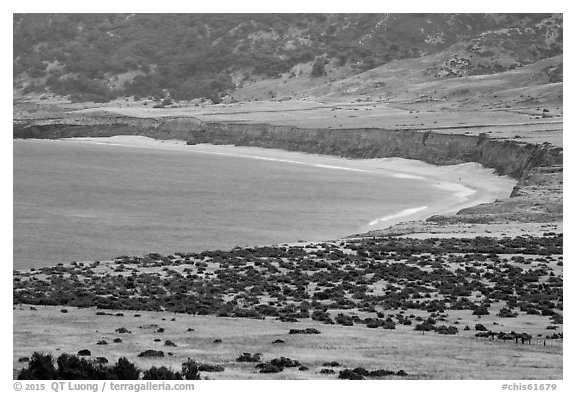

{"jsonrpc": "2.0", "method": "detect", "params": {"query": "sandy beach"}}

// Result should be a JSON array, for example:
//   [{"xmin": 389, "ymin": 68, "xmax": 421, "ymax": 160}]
[{"xmin": 64, "ymin": 135, "xmax": 516, "ymax": 231}]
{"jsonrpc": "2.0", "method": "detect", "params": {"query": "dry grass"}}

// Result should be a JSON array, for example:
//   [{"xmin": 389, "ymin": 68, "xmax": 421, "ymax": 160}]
[
  {"xmin": 21, "ymin": 49, "xmax": 560, "ymax": 149},
  {"xmin": 14, "ymin": 306, "xmax": 561, "ymax": 380}
]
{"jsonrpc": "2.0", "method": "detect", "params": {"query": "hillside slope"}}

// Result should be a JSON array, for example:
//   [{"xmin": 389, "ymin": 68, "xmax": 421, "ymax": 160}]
[{"xmin": 13, "ymin": 13, "xmax": 562, "ymax": 104}]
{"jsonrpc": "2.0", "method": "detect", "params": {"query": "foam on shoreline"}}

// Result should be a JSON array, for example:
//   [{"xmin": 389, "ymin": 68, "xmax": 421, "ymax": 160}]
[
  {"xmin": 369, "ymin": 206, "xmax": 429, "ymax": 226},
  {"xmin": 56, "ymin": 135, "xmax": 516, "ymax": 231}
]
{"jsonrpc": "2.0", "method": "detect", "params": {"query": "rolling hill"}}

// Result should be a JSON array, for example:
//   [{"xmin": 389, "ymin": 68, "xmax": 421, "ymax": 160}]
[{"xmin": 13, "ymin": 13, "xmax": 562, "ymax": 104}]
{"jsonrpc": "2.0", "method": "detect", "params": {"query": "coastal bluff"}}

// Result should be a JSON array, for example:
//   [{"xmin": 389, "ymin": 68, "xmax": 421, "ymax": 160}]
[{"xmin": 13, "ymin": 115, "xmax": 562, "ymax": 181}]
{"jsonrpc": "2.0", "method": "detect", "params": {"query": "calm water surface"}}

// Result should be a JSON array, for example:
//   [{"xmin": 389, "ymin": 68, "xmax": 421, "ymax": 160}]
[{"xmin": 13, "ymin": 140, "xmax": 450, "ymax": 269}]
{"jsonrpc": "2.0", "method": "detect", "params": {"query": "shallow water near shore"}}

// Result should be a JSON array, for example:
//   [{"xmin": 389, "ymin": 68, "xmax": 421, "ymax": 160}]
[{"xmin": 13, "ymin": 138, "xmax": 499, "ymax": 269}]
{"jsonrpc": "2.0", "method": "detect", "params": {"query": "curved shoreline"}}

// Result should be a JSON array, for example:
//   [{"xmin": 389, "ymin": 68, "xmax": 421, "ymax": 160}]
[
  {"xmin": 12, "ymin": 116, "xmax": 563, "ymax": 381},
  {"xmin": 58, "ymin": 135, "xmax": 516, "ymax": 233}
]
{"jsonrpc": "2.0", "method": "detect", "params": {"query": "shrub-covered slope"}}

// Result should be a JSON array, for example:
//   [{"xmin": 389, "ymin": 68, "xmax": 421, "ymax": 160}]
[{"xmin": 13, "ymin": 13, "xmax": 562, "ymax": 103}]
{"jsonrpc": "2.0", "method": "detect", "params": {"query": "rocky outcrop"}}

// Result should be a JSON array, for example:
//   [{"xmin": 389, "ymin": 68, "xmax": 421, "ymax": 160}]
[{"xmin": 13, "ymin": 116, "xmax": 562, "ymax": 180}]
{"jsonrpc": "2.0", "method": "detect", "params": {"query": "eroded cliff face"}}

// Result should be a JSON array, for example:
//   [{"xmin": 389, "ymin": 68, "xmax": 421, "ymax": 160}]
[{"xmin": 13, "ymin": 117, "xmax": 562, "ymax": 180}]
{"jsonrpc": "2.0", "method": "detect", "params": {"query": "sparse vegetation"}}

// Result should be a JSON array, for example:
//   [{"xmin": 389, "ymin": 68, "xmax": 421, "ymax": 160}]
[
  {"xmin": 17, "ymin": 352, "xmax": 195, "ymax": 380},
  {"xmin": 13, "ymin": 14, "xmax": 562, "ymax": 102}
]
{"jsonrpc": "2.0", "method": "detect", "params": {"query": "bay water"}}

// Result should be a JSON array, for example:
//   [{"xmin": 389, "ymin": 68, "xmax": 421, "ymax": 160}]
[{"xmin": 13, "ymin": 139, "xmax": 451, "ymax": 269}]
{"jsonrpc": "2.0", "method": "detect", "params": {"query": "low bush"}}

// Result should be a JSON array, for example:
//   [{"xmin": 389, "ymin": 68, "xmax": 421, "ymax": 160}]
[
  {"xmin": 198, "ymin": 364, "xmax": 225, "ymax": 372},
  {"xmin": 236, "ymin": 353, "xmax": 262, "ymax": 363},
  {"xmin": 142, "ymin": 366, "xmax": 182, "ymax": 380},
  {"xmin": 270, "ymin": 357, "xmax": 301, "ymax": 368},
  {"xmin": 338, "ymin": 369, "xmax": 364, "ymax": 379},
  {"xmin": 257, "ymin": 363, "xmax": 282, "ymax": 373},
  {"xmin": 352, "ymin": 367, "xmax": 370, "ymax": 376},
  {"xmin": 17, "ymin": 353, "xmax": 146, "ymax": 380},
  {"xmin": 435, "ymin": 325, "xmax": 458, "ymax": 335},
  {"xmin": 369, "ymin": 369, "xmax": 396, "ymax": 377},
  {"xmin": 498, "ymin": 308, "xmax": 518, "ymax": 318},
  {"xmin": 181, "ymin": 359, "xmax": 201, "ymax": 380},
  {"xmin": 289, "ymin": 328, "xmax": 321, "ymax": 335},
  {"xmin": 138, "ymin": 350, "xmax": 164, "ymax": 358}
]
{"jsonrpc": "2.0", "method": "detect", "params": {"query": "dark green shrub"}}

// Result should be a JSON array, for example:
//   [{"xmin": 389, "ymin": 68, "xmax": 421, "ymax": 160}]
[
  {"xmin": 473, "ymin": 306, "xmax": 489, "ymax": 316},
  {"xmin": 56, "ymin": 354, "xmax": 108, "ymax": 380},
  {"xmin": 138, "ymin": 350, "xmax": 164, "ymax": 358},
  {"xmin": 142, "ymin": 366, "xmax": 182, "ymax": 380},
  {"xmin": 498, "ymin": 307, "xmax": 518, "ymax": 318},
  {"xmin": 311, "ymin": 58, "xmax": 326, "ymax": 77},
  {"xmin": 414, "ymin": 323, "xmax": 435, "ymax": 332},
  {"xmin": 181, "ymin": 359, "xmax": 201, "ymax": 380},
  {"xmin": 17, "ymin": 352, "xmax": 58, "ymax": 380},
  {"xmin": 338, "ymin": 369, "xmax": 364, "ymax": 379},
  {"xmin": 109, "ymin": 357, "xmax": 140, "ymax": 380},
  {"xmin": 236, "ymin": 353, "xmax": 262, "ymax": 363}
]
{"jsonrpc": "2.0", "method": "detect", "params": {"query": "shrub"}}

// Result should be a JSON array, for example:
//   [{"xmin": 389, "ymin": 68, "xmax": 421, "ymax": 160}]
[
  {"xmin": 477, "ymin": 133, "xmax": 489, "ymax": 145},
  {"xmin": 77, "ymin": 349, "xmax": 91, "ymax": 356},
  {"xmin": 270, "ymin": 357, "xmax": 301, "ymax": 368},
  {"xmin": 383, "ymin": 320, "xmax": 396, "ymax": 329},
  {"xmin": 473, "ymin": 306, "xmax": 489, "ymax": 316},
  {"xmin": 311, "ymin": 58, "xmax": 326, "ymax": 78},
  {"xmin": 257, "ymin": 363, "xmax": 283, "ymax": 373},
  {"xmin": 181, "ymin": 359, "xmax": 201, "ymax": 380},
  {"xmin": 138, "ymin": 350, "xmax": 165, "ymax": 358},
  {"xmin": 475, "ymin": 323, "xmax": 487, "ymax": 331},
  {"xmin": 435, "ymin": 325, "xmax": 458, "ymax": 335},
  {"xmin": 414, "ymin": 323, "xmax": 435, "ymax": 332},
  {"xmin": 338, "ymin": 369, "xmax": 364, "ymax": 379},
  {"xmin": 311, "ymin": 310, "xmax": 333, "ymax": 324},
  {"xmin": 550, "ymin": 314, "xmax": 563, "ymax": 324},
  {"xmin": 352, "ymin": 367, "xmax": 370, "ymax": 376},
  {"xmin": 110, "ymin": 357, "xmax": 140, "ymax": 380},
  {"xmin": 335, "ymin": 313, "xmax": 354, "ymax": 326},
  {"xmin": 17, "ymin": 352, "xmax": 58, "ymax": 380},
  {"xmin": 198, "ymin": 364, "xmax": 225, "ymax": 372},
  {"xmin": 56, "ymin": 354, "xmax": 108, "ymax": 380},
  {"xmin": 365, "ymin": 319, "xmax": 380, "ymax": 328},
  {"xmin": 498, "ymin": 307, "xmax": 518, "ymax": 318},
  {"xmin": 369, "ymin": 369, "xmax": 396, "ymax": 377},
  {"xmin": 17, "ymin": 353, "xmax": 149, "ymax": 380},
  {"xmin": 143, "ymin": 366, "xmax": 181, "ymax": 380},
  {"xmin": 236, "ymin": 353, "xmax": 262, "ymax": 363},
  {"xmin": 289, "ymin": 328, "xmax": 321, "ymax": 335}
]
